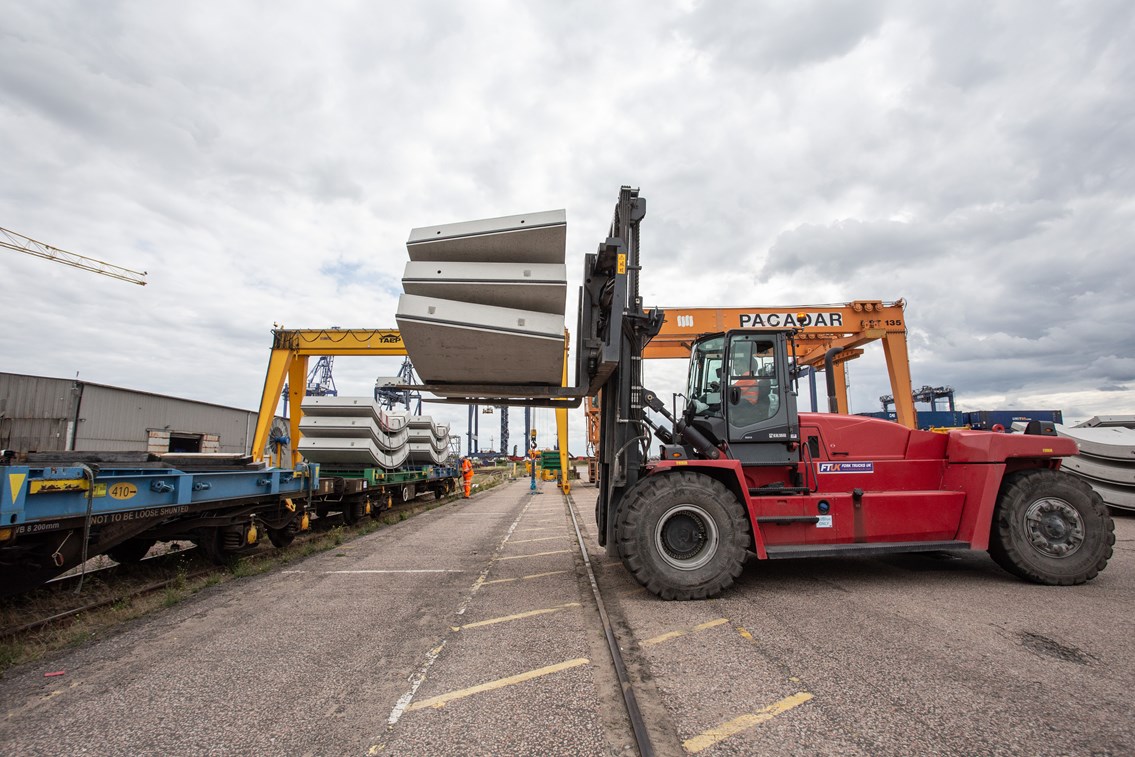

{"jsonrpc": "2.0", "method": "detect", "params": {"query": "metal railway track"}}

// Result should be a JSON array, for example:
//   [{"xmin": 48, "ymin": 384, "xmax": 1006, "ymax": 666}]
[{"xmin": 565, "ymin": 490, "xmax": 656, "ymax": 757}]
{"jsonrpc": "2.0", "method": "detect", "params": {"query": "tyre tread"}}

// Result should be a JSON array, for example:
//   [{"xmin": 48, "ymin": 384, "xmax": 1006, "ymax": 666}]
[{"xmin": 990, "ymin": 469, "xmax": 1114, "ymax": 585}]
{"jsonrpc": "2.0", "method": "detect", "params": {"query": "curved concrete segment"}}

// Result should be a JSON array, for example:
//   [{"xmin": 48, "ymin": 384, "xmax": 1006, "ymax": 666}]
[
  {"xmin": 1085, "ymin": 478, "xmax": 1135, "ymax": 511},
  {"xmin": 300, "ymin": 396, "xmax": 409, "ymax": 432},
  {"xmin": 298, "ymin": 437, "xmax": 410, "ymax": 469},
  {"xmin": 1061, "ymin": 454, "xmax": 1135, "ymax": 486},
  {"xmin": 407, "ymin": 421, "xmax": 450, "ymax": 452},
  {"xmin": 402, "ymin": 262, "xmax": 567, "ymax": 314},
  {"xmin": 299, "ymin": 397, "xmax": 454, "ymax": 469},
  {"xmin": 395, "ymin": 294, "xmax": 564, "ymax": 384},
  {"xmin": 298, "ymin": 416, "xmax": 409, "ymax": 452},
  {"xmin": 1055, "ymin": 423, "xmax": 1135, "ymax": 512},
  {"xmin": 407, "ymin": 442, "xmax": 449, "ymax": 465},
  {"xmin": 1056, "ymin": 424, "xmax": 1135, "ymax": 461},
  {"xmin": 1077, "ymin": 415, "xmax": 1135, "ymax": 428},
  {"xmin": 407, "ymin": 209, "xmax": 566, "ymax": 264}
]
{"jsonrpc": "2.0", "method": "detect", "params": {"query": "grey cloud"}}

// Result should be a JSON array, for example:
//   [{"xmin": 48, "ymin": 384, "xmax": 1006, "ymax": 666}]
[{"xmin": 679, "ymin": 0, "xmax": 889, "ymax": 71}]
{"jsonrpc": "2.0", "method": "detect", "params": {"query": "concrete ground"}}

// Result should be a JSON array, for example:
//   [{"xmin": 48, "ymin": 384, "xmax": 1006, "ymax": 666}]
[
  {"xmin": 582, "ymin": 492, "xmax": 1135, "ymax": 757},
  {"xmin": 1, "ymin": 478, "xmax": 1132, "ymax": 756}
]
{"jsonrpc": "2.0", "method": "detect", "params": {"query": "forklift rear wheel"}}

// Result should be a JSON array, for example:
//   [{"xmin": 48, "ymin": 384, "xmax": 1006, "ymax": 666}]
[
  {"xmin": 989, "ymin": 469, "xmax": 1114, "ymax": 585},
  {"xmin": 616, "ymin": 471, "xmax": 751, "ymax": 600}
]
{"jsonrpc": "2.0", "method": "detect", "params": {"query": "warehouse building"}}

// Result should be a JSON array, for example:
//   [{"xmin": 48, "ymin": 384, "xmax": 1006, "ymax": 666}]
[{"xmin": 0, "ymin": 372, "xmax": 289, "ymax": 459}]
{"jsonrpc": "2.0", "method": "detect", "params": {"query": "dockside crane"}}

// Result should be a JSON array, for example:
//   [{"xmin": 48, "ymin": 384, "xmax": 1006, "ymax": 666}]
[
  {"xmin": 1, "ymin": 226, "xmax": 147, "ymax": 285},
  {"xmin": 376, "ymin": 357, "xmax": 423, "ymax": 413}
]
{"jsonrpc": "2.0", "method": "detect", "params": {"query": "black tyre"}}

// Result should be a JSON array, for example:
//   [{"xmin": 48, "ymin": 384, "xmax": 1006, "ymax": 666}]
[
  {"xmin": 342, "ymin": 498, "xmax": 366, "ymax": 525},
  {"xmin": 267, "ymin": 522, "xmax": 298, "ymax": 548},
  {"xmin": 989, "ymin": 470, "xmax": 1114, "ymax": 585},
  {"xmin": 615, "ymin": 471, "xmax": 751, "ymax": 600},
  {"xmin": 107, "ymin": 539, "xmax": 156, "ymax": 564}
]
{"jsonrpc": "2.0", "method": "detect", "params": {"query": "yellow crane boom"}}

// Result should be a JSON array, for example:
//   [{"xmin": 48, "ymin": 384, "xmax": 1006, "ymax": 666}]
[{"xmin": 0, "ymin": 226, "xmax": 147, "ymax": 286}]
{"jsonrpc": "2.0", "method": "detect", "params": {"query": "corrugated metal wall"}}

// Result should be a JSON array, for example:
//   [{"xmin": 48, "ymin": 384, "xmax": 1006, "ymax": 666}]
[
  {"xmin": 0, "ymin": 373, "xmax": 78, "ymax": 452},
  {"xmin": 0, "ymin": 372, "xmax": 290, "ymax": 459}
]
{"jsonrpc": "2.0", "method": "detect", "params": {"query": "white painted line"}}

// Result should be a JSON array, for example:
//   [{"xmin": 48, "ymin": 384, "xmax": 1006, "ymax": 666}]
[
  {"xmin": 380, "ymin": 497, "xmax": 536, "ymax": 734},
  {"xmin": 483, "ymin": 570, "xmax": 569, "ymax": 585},
  {"xmin": 452, "ymin": 602, "xmax": 580, "ymax": 631},
  {"xmin": 498, "ymin": 549, "xmax": 572, "ymax": 561},
  {"xmin": 508, "ymin": 535, "xmax": 566, "ymax": 544}
]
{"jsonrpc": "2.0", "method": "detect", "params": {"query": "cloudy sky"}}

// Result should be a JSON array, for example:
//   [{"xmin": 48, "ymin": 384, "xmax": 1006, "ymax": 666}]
[{"xmin": 2, "ymin": 0, "xmax": 1132, "ymax": 456}]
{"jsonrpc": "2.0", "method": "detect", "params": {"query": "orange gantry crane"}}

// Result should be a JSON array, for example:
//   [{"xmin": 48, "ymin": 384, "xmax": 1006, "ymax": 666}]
[
  {"xmin": 583, "ymin": 300, "xmax": 915, "ymax": 473},
  {"xmin": 644, "ymin": 300, "xmax": 914, "ymax": 426}
]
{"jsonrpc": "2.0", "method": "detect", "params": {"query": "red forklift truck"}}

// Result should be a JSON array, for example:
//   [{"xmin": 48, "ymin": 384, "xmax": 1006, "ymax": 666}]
[
  {"xmin": 613, "ymin": 329, "xmax": 1114, "ymax": 599},
  {"xmin": 406, "ymin": 186, "xmax": 1115, "ymax": 600}
]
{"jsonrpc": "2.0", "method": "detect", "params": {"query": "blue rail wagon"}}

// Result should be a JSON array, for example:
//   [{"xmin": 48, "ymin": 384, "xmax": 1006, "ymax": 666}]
[{"xmin": 0, "ymin": 453, "xmax": 318, "ymax": 596}]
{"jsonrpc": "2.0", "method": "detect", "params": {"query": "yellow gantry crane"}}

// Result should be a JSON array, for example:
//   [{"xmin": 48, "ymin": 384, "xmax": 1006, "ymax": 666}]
[
  {"xmin": 252, "ymin": 327, "xmax": 576, "ymax": 492},
  {"xmin": 0, "ymin": 226, "xmax": 147, "ymax": 286}
]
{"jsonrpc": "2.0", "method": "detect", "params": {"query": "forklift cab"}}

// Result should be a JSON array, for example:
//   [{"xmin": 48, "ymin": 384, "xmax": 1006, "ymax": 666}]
[{"xmin": 685, "ymin": 330, "xmax": 799, "ymax": 465}]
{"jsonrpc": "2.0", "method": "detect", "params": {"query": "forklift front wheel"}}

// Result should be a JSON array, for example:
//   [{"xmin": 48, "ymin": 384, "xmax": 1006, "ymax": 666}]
[{"xmin": 616, "ymin": 471, "xmax": 751, "ymax": 600}]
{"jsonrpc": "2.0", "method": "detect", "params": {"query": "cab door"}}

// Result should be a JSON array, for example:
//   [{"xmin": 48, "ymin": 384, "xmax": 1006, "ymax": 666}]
[{"xmin": 724, "ymin": 331, "xmax": 799, "ymax": 466}]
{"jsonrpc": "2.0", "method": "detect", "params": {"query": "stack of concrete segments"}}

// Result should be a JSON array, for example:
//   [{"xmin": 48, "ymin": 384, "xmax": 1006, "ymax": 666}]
[
  {"xmin": 297, "ymin": 396, "xmax": 450, "ymax": 469},
  {"xmin": 395, "ymin": 209, "xmax": 568, "ymax": 390},
  {"xmin": 407, "ymin": 417, "xmax": 451, "ymax": 465},
  {"xmin": 1054, "ymin": 416, "xmax": 1135, "ymax": 511}
]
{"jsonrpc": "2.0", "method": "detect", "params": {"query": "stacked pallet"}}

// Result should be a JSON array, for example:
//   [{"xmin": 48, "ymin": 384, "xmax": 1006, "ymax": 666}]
[
  {"xmin": 297, "ymin": 396, "xmax": 450, "ymax": 469},
  {"xmin": 1055, "ymin": 416, "xmax": 1135, "ymax": 511},
  {"xmin": 395, "ymin": 209, "xmax": 568, "ymax": 388}
]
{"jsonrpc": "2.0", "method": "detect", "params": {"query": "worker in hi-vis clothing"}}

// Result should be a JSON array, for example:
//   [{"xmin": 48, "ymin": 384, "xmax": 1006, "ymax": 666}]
[{"xmin": 461, "ymin": 457, "xmax": 474, "ymax": 498}]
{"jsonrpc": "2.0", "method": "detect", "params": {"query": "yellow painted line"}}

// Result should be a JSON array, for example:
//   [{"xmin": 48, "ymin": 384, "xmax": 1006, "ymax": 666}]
[
  {"xmin": 619, "ymin": 586, "xmax": 648, "ymax": 598},
  {"xmin": 737, "ymin": 626, "xmax": 754, "ymax": 641},
  {"xmin": 515, "ymin": 527, "xmax": 553, "ymax": 532},
  {"xmin": 482, "ymin": 570, "xmax": 569, "ymax": 585},
  {"xmin": 509, "ymin": 535, "xmax": 566, "ymax": 544},
  {"xmin": 641, "ymin": 631, "xmax": 684, "ymax": 647},
  {"xmin": 452, "ymin": 602, "xmax": 579, "ymax": 631},
  {"xmin": 694, "ymin": 618, "xmax": 729, "ymax": 631},
  {"xmin": 683, "ymin": 692, "xmax": 814, "ymax": 753},
  {"xmin": 498, "ymin": 549, "xmax": 571, "ymax": 561},
  {"xmin": 405, "ymin": 658, "xmax": 590, "ymax": 711},
  {"xmin": 641, "ymin": 618, "xmax": 730, "ymax": 647}
]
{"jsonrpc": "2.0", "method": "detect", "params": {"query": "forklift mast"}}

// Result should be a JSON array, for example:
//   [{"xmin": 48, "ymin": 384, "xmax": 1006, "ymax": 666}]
[{"xmin": 576, "ymin": 187, "xmax": 663, "ymax": 549}]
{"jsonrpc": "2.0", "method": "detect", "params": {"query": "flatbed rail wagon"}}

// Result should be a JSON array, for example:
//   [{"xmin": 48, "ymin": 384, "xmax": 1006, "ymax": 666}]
[
  {"xmin": 0, "ymin": 452, "xmax": 318, "ymax": 596},
  {"xmin": 310, "ymin": 464, "xmax": 460, "ymax": 523}
]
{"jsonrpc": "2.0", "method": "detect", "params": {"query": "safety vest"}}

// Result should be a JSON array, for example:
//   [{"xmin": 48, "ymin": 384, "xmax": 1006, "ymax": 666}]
[
  {"xmin": 734, "ymin": 377, "xmax": 763, "ymax": 404},
  {"xmin": 461, "ymin": 459, "xmax": 473, "ymax": 476}
]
